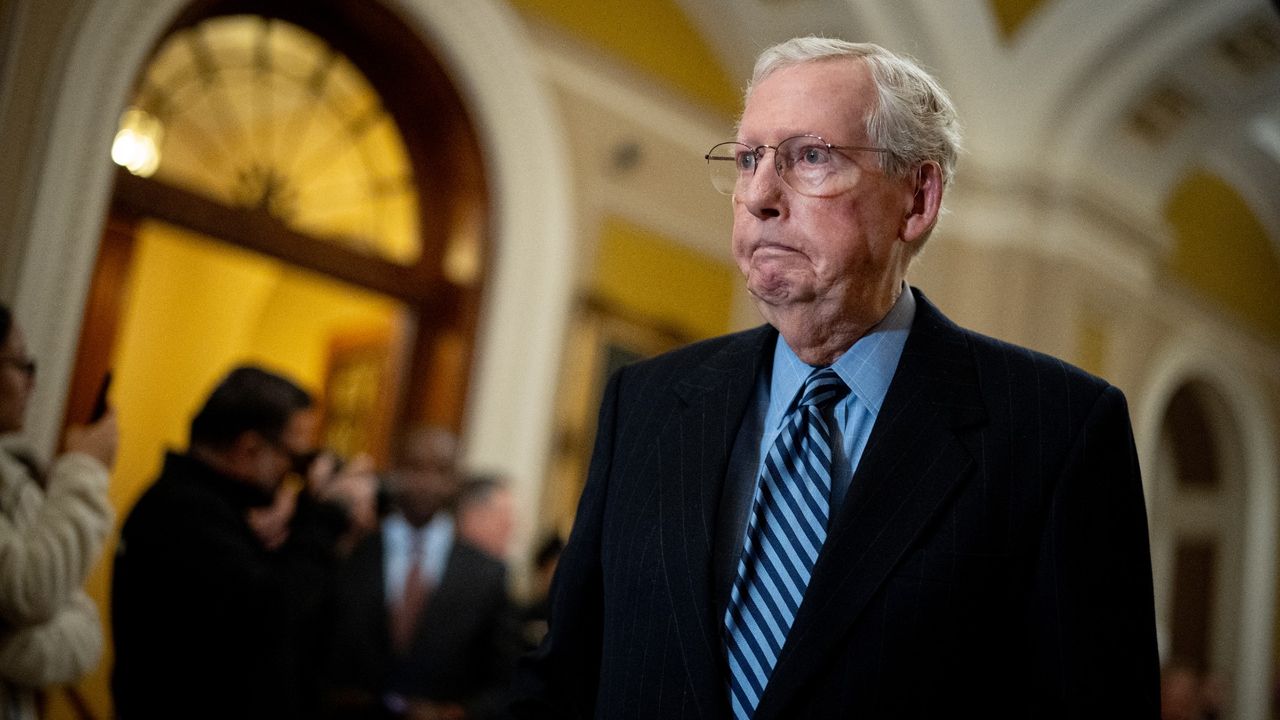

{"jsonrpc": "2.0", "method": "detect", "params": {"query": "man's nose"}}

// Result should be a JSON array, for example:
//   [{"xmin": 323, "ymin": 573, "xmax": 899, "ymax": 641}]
[{"xmin": 736, "ymin": 153, "xmax": 785, "ymax": 219}]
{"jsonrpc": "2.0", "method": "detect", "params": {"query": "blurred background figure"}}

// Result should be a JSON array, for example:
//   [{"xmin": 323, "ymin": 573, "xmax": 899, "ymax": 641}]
[
  {"xmin": 1200, "ymin": 671, "xmax": 1227, "ymax": 720},
  {"xmin": 111, "ymin": 365, "xmax": 376, "ymax": 720},
  {"xmin": 324, "ymin": 426, "xmax": 517, "ymax": 720},
  {"xmin": 455, "ymin": 474, "xmax": 516, "ymax": 561},
  {"xmin": 1162, "ymin": 662, "xmax": 1230, "ymax": 720},
  {"xmin": 0, "ymin": 303, "xmax": 117, "ymax": 720},
  {"xmin": 1163, "ymin": 664, "xmax": 1203, "ymax": 720}
]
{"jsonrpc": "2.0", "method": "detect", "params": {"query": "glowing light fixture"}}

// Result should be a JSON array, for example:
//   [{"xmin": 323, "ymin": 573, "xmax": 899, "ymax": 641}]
[{"xmin": 111, "ymin": 108, "xmax": 164, "ymax": 177}]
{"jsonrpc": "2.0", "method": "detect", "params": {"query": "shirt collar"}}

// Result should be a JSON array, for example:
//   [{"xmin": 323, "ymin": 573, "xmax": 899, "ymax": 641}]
[
  {"xmin": 770, "ymin": 285, "xmax": 915, "ymax": 419},
  {"xmin": 383, "ymin": 511, "xmax": 454, "ymax": 552}
]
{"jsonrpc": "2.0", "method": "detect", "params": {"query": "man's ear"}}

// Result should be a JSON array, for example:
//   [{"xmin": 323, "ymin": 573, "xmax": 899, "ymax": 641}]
[{"xmin": 901, "ymin": 161, "xmax": 943, "ymax": 244}]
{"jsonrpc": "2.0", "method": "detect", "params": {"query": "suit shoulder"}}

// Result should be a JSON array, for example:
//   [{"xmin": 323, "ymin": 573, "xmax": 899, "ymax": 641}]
[
  {"xmin": 613, "ymin": 326, "xmax": 771, "ymax": 383},
  {"xmin": 963, "ymin": 327, "xmax": 1108, "ymax": 390},
  {"xmin": 451, "ymin": 540, "xmax": 509, "ymax": 586},
  {"xmin": 956, "ymin": 326, "xmax": 1125, "ymax": 429},
  {"xmin": 594, "ymin": 327, "xmax": 772, "ymax": 414},
  {"xmin": 120, "ymin": 473, "xmax": 192, "ymax": 533}
]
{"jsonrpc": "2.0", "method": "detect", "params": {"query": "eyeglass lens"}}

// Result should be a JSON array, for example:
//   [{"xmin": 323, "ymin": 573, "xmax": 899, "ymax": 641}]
[{"xmin": 706, "ymin": 136, "xmax": 869, "ymax": 198}]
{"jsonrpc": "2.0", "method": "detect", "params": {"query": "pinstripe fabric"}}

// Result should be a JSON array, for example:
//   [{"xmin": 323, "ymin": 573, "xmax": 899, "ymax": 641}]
[
  {"xmin": 509, "ymin": 290, "xmax": 1160, "ymax": 720},
  {"xmin": 724, "ymin": 368, "xmax": 848, "ymax": 718}
]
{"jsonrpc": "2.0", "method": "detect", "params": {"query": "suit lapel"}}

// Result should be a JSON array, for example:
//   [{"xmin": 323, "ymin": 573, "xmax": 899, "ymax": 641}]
[
  {"xmin": 754, "ymin": 291, "xmax": 987, "ymax": 720},
  {"xmin": 349, "ymin": 532, "xmax": 392, "ymax": 662},
  {"xmin": 655, "ymin": 325, "xmax": 774, "ymax": 717},
  {"xmin": 420, "ymin": 539, "xmax": 459, "ymax": 611}
]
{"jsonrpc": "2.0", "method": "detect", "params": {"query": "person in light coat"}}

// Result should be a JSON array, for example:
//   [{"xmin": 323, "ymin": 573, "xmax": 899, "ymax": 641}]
[{"xmin": 0, "ymin": 304, "xmax": 117, "ymax": 720}]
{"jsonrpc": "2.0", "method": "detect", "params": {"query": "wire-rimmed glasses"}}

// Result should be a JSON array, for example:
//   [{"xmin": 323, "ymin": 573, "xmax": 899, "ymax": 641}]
[{"xmin": 705, "ymin": 134, "xmax": 890, "ymax": 198}]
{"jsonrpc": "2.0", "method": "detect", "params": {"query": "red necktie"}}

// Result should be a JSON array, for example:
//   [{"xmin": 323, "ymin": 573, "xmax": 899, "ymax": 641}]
[{"xmin": 390, "ymin": 532, "xmax": 432, "ymax": 656}]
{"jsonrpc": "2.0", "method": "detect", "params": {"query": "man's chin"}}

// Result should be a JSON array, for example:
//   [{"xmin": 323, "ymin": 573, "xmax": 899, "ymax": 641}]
[
  {"xmin": 747, "ymin": 272, "xmax": 812, "ymax": 308},
  {"xmin": 745, "ymin": 269, "xmax": 779, "ymax": 298}
]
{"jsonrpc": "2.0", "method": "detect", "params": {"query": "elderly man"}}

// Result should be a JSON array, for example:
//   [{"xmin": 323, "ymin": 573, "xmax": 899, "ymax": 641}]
[{"xmin": 511, "ymin": 38, "xmax": 1159, "ymax": 719}]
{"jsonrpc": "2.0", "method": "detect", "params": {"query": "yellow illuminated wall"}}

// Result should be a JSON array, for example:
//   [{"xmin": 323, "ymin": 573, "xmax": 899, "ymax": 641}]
[
  {"xmin": 1165, "ymin": 169, "xmax": 1280, "ymax": 343},
  {"xmin": 1076, "ymin": 310, "xmax": 1109, "ymax": 378},
  {"xmin": 508, "ymin": 0, "xmax": 740, "ymax": 118},
  {"xmin": 988, "ymin": 0, "xmax": 1048, "ymax": 40},
  {"xmin": 70, "ymin": 220, "xmax": 402, "ymax": 719},
  {"xmin": 594, "ymin": 215, "xmax": 737, "ymax": 340}
]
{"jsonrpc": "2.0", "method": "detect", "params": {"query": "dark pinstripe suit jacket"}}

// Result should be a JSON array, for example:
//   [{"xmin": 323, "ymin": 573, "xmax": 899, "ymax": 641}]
[{"xmin": 511, "ymin": 289, "xmax": 1160, "ymax": 719}]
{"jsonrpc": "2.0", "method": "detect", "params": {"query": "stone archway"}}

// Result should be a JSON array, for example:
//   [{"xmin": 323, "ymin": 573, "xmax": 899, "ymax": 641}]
[{"xmin": 13, "ymin": 0, "xmax": 573, "ymax": 558}]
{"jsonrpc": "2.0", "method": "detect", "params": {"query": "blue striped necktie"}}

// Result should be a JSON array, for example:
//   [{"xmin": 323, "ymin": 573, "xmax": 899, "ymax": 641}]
[{"xmin": 724, "ymin": 366, "xmax": 848, "ymax": 719}]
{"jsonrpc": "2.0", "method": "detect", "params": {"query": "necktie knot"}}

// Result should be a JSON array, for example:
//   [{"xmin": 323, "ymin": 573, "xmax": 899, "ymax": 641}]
[{"xmin": 798, "ymin": 367, "xmax": 848, "ymax": 410}]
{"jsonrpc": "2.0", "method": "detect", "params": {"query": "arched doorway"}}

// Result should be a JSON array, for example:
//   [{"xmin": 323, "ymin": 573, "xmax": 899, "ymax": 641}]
[
  {"xmin": 1145, "ymin": 371, "xmax": 1276, "ymax": 719},
  {"xmin": 56, "ymin": 2, "xmax": 490, "ymax": 716},
  {"xmin": 68, "ymin": 1, "xmax": 487, "ymax": 450},
  {"xmin": 15, "ymin": 0, "xmax": 574, "ymax": 709},
  {"xmin": 15, "ymin": 0, "xmax": 574, "ymax": 517},
  {"xmin": 1152, "ymin": 380, "xmax": 1245, "ymax": 677}
]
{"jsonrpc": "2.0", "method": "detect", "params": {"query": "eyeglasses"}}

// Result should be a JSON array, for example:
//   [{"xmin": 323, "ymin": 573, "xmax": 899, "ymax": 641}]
[
  {"xmin": 0, "ymin": 356, "xmax": 36, "ymax": 379},
  {"xmin": 705, "ymin": 134, "xmax": 890, "ymax": 198}
]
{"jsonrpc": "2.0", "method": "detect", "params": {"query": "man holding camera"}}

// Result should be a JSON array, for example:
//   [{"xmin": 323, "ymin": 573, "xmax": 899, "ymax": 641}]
[{"xmin": 112, "ymin": 365, "xmax": 376, "ymax": 719}]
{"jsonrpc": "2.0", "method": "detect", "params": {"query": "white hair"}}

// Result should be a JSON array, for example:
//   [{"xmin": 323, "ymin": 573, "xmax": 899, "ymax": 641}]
[{"xmin": 748, "ymin": 37, "xmax": 962, "ymax": 190}]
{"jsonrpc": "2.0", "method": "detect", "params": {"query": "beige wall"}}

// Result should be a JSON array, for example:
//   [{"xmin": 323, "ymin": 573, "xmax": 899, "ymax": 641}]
[{"xmin": 0, "ymin": 0, "xmax": 87, "ymax": 299}]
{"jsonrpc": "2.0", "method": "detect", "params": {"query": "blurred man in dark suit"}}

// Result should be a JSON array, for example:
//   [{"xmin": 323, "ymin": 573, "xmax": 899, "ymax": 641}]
[
  {"xmin": 325, "ymin": 427, "xmax": 516, "ymax": 720},
  {"xmin": 511, "ymin": 37, "xmax": 1159, "ymax": 719},
  {"xmin": 456, "ymin": 474, "xmax": 516, "ymax": 561}
]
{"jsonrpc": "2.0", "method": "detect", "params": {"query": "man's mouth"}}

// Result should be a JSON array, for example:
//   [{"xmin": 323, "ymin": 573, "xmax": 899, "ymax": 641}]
[{"xmin": 753, "ymin": 241, "xmax": 801, "ymax": 257}]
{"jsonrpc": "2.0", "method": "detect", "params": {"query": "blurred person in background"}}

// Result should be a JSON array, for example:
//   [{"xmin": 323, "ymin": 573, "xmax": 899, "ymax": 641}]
[
  {"xmin": 455, "ymin": 474, "xmax": 515, "ymax": 561},
  {"xmin": 324, "ymin": 427, "xmax": 517, "ymax": 720},
  {"xmin": 0, "ymin": 303, "xmax": 117, "ymax": 720},
  {"xmin": 111, "ymin": 365, "xmax": 376, "ymax": 719},
  {"xmin": 1161, "ymin": 663, "xmax": 1228, "ymax": 720},
  {"xmin": 1161, "ymin": 663, "xmax": 1202, "ymax": 720}
]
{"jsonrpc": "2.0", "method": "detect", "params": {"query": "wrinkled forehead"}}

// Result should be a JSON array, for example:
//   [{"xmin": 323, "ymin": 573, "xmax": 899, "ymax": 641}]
[{"xmin": 738, "ymin": 57, "xmax": 876, "ymax": 145}]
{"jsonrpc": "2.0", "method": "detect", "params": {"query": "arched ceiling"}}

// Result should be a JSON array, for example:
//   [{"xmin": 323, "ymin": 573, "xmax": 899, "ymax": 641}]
[{"xmin": 672, "ymin": 0, "xmax": 1279, "ymax": 223}]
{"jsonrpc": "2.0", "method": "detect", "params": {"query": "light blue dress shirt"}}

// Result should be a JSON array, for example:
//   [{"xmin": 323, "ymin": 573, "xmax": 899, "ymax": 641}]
[
  {"xmin": 382, "ymin": 512, "xmax": 454, "ymax": 606},
  {"xmin": 758, "ymin": 286, "xmax": 915, "ymax": 515}
]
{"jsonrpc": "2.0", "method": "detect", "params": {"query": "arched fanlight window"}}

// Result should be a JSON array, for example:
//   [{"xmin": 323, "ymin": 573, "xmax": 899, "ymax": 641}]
[{"xmin": 113, "ymin": 15, "xmax": 421, "ymax": 266}]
